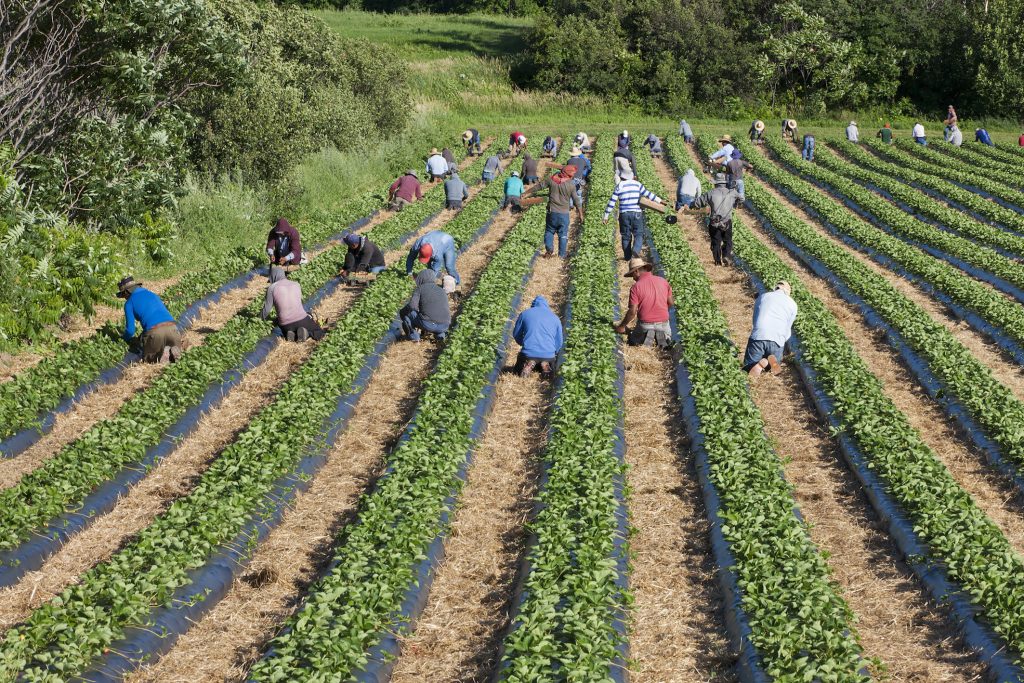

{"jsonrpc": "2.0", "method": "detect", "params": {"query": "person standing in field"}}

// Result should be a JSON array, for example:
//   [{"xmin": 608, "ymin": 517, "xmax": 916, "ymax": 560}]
[
  {"xmin": 118, "ymin": 276, "xmax": 182, "ymax": 363},
  {"xmin": 521, "ymin": 152, "xmax": 540, "ymax": 184},
  {"xmin": 679, "ymin": 119, "xmax": 694, "ymax": 143},
  {"xmin": 744, "ymin": 280, "xmax": 797, "ymax": 379},
  {"xmin": 802, "ymin": 133, "xmax": 816, "ymax": 161},
  {"xmin": 565, "ymin": 146, "xmax": 592, "ymax": 186},
  {"xmin": 406, "ymin": 230, "xmax": 461, "ymax": 284},
  {"xmin": 388, "ymin": 170, "xmax": 422, "ymax": 211},
  {"xmin": 482, "ymin": 152, "xmax": 502, "ymax": 184},
  {"xmin": 261, "ymin": 266, "xmax": 325, "ymax": 342},
  {"xmin": 877, "ymin": 123, "xmax": 893, "ymax": 144},
  {"xmin": 603, "ymin": 169, "xmax": 663, "ymax": 261},
  {"xmin": 503, "ymin": 170, "xmax": 524, "ymax": 211},
  {"xmin": 687, "ymin": 172, "xmax": 742, "ymax": 266},
  {"xmin": 425, "ymin": 148, "xmax": 449, "ymax": 181},
  {"xmin": 400, "ymin": 270, "xmax": 451, "ymax": 342},
  {"xmin": 340, "ymin": 233, "xmax": 385, "ymax": 278},
  {"xmin": 944, "ymin": 105, "xmax": 958, "ymax": 128},
  {"xmin": 522, "ymin": 165, "xmax": 584, "ymax": 258},
  {"xmin": 614, "ymin": 257, "xmax": 674, "ymax": 348},
  {"xmin": 749, "ymin": 120, "xmax": 765, "ymax": 144},
  {"xmin": 726, "ymin": 150, "xmax": 752, "ymax": 199},
  {"xmin": 676, "ymin": 168, "xmax": 702, "ymax": 210},
  {"xmin": 846, "ymin": 121, "xmax": 859, "ymax": 142},
  {"xmin": 512, "ymin": 295, "xmax": 563, "ymax": 378},
  {"xmin": 444, "ymin": 170, "xmax": 469, "ymax": 210},
  {"xmin": 912, "ymin": 122, "xmax": 927, "ymax": 145},
  {"xmin": 267, "ymin": 218, "xmax": 302, "ymax": 267},
  {"xmin": 976, "ymin": 128, "xmax": 994, "ymax": 146},
  {"xmin": 463, "ymin": 129, "xmax": 481, "ymax": 156}
]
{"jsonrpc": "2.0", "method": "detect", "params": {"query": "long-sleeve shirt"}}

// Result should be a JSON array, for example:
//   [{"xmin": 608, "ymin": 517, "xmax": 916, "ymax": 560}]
[
  {"xmin": 267, "ymin": 220, "xmax": 301, "ymax": 264},
  {"xmin": 542, "ymin": 139, "xmax": 557, "ymax": 154},
  {"xmin": 122, "ymin": 288, "xmax": 174, "ymax": 340},
  {"xmin": 406, "ymin": 230, "xmax": 457, "ymax": 276},
  {"xmin": 750, "ymin": 289, "xmax": 797, "ymax": 347},
  {"xmin": 692, "ymin": 186, "xmax": 742, "ymax": 222},
  {"xmin": 262, "ymin": 279, "xmax": 307, "ymax": 326},
  {"xmin": 604, "ymin": 179, "xmax": 660, "ymax": 219},
  {"xmin": 529, "ymin": 176, "xmax": 581, "ymax": 214},
  {"xmin": 976, "ymin": 129, "xmax": 993, "ymax": 145},
  {"xmin": 645, "ymin": 135, "xmax": 662, "ymax": 153},
  {"xmin": 513, "ymin": 295, "xmax": 563, "ymax": 359},
  {"xmin": 912, "ymin": 124, "xmax": 926, "ymax": 138},
  {"xmin": 522, "ymin": 157, "xmax": 539, "ymax": 178},
  {"xmin": 483, "ymin": 155, "xmax": 501, "ymax": 175},
  {"xmin": 846, "ymin": 125, "xmax": 859, "ymax": 142},
  {"xmin": 390, "ymin": 175, "xmax": 422, "ymax": 202},
  {"xmin": 677, "ymin": 171, "xmax": 701, "ymax": 198},
  {"xmin": 678, "ymin": 120, "xmax": 693, "ymax": 137},
  {"xmin": 504, "ymin": 176, "xmax": 524, "ymax": 197},
  {"xmin": 441, "ymin": 148, "xmax": 456, "ymax": 166},
  {"xmin": 408, "ymin": 270, "xmax": 451, "ymax": 325},
  {"xmin": 343, "ymin": 237, "xmax": 384, "ymax": 273},
  {"xmin": 565, "ymin": 154, "xmax": 591, "ymax": 179},
  {"xmin": 444, "ymin": 175, "xmax": 468, "ymax": 201},
  {"xmin": 709, "ymin": 144, "xmax": 735, "ymax": 161},
  {"xmin": 726, "ymin": 158, "xmax": 751, "ymax": 179},
  {"xmin": 426, "ymin": 154, "xmax": 449, "ymax": 176}
]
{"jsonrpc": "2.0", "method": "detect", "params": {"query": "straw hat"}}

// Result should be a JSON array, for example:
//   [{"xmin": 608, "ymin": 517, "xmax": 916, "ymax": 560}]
[
  {"xmin": 718, "ymin": 134, "xmax": 733, "ymax": 143},
  {"xmin": 754, "ymin": 120, "xmax": 765, "ymax": 132},
  {"xmin": 776, "ymin": 280, "xmax": 792, "ymax": 296},
  {"xmin": 626, "ymin": 257, "xmax": 651, "ymax": 276},
  {"xmin": 786, "ymin": 119, "xmax": 798, "ymax": 129},
  {"xmin": 430, "ymin": 148, "xmax": 439, "ymax": 155},
  {"xmin": 116, "ymin": 276, "xmax": 141, "ymax": 298},
  {"xmin": 462, "ymin": 131, "xmax": 473, "ymax": 141},
  {"xmin": 849, "ymin": 121, "xmax": 857, "ymax": 126}
]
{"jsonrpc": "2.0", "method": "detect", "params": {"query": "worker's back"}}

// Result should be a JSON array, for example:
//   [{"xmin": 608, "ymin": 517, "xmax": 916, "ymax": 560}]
[
  {"xmin": 125, "ymin": 288, "xmax": 174, "ymax": 330},
  {"xmin": 269, "ymin": 279, "xmax": 306, "ymax": 326},
  {"xmin": 444, "ymin": 175, "xmax": 467, "ymax": 199},
  {"xmin": 514, "ymin": 296, "xmax": 562, "ymax": 358},
  {"xmin": 751, "ymin": 290, "xmax": 797, "ymax": 345},
  {"xmin": 697, "ymin": 185, "xmax": 742, "ymax": 222}
]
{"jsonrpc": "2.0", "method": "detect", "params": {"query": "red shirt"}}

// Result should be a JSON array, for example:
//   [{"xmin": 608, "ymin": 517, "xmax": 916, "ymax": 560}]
[
  {"xmin": 1019, "ymin": 134, "xmax": 1024, "ymax": 147},
  {"xmin": 510, "ymin": 131, "xmax": 525, "ymax": 145},
  {"xmin": 629, "ymin": 271, "xmax": 672, "ymax": 323},
  {"xmin": 390, "ymin": 175, "xmax": 422, "ymax": 202}
]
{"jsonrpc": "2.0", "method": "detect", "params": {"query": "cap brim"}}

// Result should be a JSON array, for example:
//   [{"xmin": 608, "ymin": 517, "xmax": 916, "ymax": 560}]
[{"xmin": 418, "ymin": 255, "xmax": 431, "ymax": 263}]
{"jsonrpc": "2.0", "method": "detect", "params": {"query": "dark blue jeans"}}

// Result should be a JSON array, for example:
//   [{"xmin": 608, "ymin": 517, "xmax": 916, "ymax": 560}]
[
  {"xmin": 618, "ymin": 211, "xmax": 645, "ymax": 260},
  {"xmin": 402, "ymin": 309, "xmax": 448, "ymax": 341},
  {"xmin": 545, "ymin": 211, "xmax": 571, "ymax": 258}
]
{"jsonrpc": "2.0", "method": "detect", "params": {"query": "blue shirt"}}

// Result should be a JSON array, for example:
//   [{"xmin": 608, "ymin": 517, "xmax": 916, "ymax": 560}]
[
  {"xmin": 709, "ymin": 144, "xmax": 735, "ymax": 161},
  {"xmin": 504, "ymin": 176, "xmax": 524, "ymax": 197},
  {"xmin": 513, "ymin": 296, "xmax": 563, "ymax": 359},
  {"xmin": 123, "ymin": 287, "xmax": 174, "ymax": 340},
  {"xmin": 976, "ymin": 129, "xmax": 993, "ymax": 145},
  {"xmin": 407, "ymin": 230, "xmax": 457, "ymax": 277},
  {"xmin": 750, "ymin": 289, "xmax": 797, "ymax": 347}
]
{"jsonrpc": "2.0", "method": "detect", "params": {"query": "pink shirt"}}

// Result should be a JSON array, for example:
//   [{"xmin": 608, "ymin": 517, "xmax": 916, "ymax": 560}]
[
  {"xmin": 268, "ymin": 280, "xmax": 306, "ymax": 326},
  {"xmin": 629, "ymin": 271, "xmax": 672, "ymax": 324}
]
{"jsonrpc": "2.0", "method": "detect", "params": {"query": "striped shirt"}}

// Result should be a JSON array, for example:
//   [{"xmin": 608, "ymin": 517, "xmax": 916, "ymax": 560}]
[{"xmin": 604, "ymin": 180, "xmax": 660, "ymax": 218}]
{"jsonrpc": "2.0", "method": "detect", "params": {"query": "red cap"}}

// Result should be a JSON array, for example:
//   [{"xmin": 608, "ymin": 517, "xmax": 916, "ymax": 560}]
[{"xmin": 418, "ymin": 243, "xmax": 433, "ymax": 263}]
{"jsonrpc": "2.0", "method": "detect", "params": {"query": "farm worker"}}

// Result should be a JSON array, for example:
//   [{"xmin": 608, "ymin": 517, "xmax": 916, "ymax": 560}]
[
  {"xmin": 944, "ymin": 105, "xmax": 958, "ymax": 127},
  {"xmin": 678, "ymin": 119, "xmax": 694, "ymax": 143},
  {"xmin": 912, "ymin": 122, "xmax": 927, "ymax": 145},
  {"xmin": 463, "ymin": 129, "xmax": 481, "ymax": 156},
  {"xmin": 726, "ymin": 150, "xmax": 752, "ymax": 199},
  {"xmin": 802, "ymin": 134, "xmax": 815, "ymax": 161},
  {"xmin": 341, "ymin": 233, "xmax": 385, "ymax": 277},
  {"xmin": 521, "ymin": 153, "xmax": 540, "ymax": 184},
  {"xmin": 877, "ymin": 123, "xmax": 893, "ymax": 144},
  {"xmin": 950, "ymin": 125, "xmax": 963, "ymax": 147},
  {"xmin": 388, "ymin": 170, "xmax": 422, "ymax": 212},
  {"xmin": 426, "ymin": 148, "xmax": 449, "ymax": 181},
  {"xmin": 444, "ymin": 170, "xmax": 469, "ymax": 210},
  {"xmin": 846, "ymin": 121, "xmax": 859, "ymax": 142},
  {"xmin": 509, "ymin": 131, "xmax": 527, "ymax": 156},
  {"xmin": 1019, "ymin": 132, "xmax": 1024, "ymax": 147},
  {"xmin": 618, "ymin": 129, "xmax": 630, "ymax": 148},
  {"xmin": 400, "ymin": 270, "xmax": 451, "ymax": 342},
  {"xmin": 749, "ymin": 120, "xmax": 765, "ymax": 144},
  {"xmin": 522, "ymin": 165, "xmax": 584, "ymax": 258},
  {"xmin": 744, "ymin": 280, "xmax": 797, "ymax": 379},
  {"xmin": 441, "ymin": 147, "xmax": 456, "ymax": 170},
  {"xmin": 782, "ymin": 119, "xmax": 798, "ymax": 140},
  {"xmin": 708, "ymin": 135, "xmax": 735, "ymax": 165},
  {"xmin": 267, "ymin": 218, "xmax": 302, "ymax": 267},
  {"xmin": 613, "ymin": 144, "xmax": 637, "ymax": 183},
  {"xmin": 614, "ymin": 257, "xmax": 674, "ymax": 348},
  {"xmin": 117, "ymin": 276, "xmax": 181, "ymax": 363},
  {"xmin": 503, "ymin": 171, "xmax": 524, "ymax": 211},
  {"xmin": 575, "ymin": 131, "xmax": 592, "ymax": 152},
  {"xmin": 976, "ymin": 128, "xmax": 994, "ymax": 146},
  {"xmin": 406, "ymin": 230, "xmax": 461, "ymax": 284},
  {"xmin": 687, "ymin": 173, "xmax": 742, "ymax": 267},
  {"xmin": 676, "ymin": 168, "xmax": 702, "ymax": 210},
  {"xmin": 542, "ymin": 136, "xmax": 558, "ymax": 158},
  {"xmin": 482, "ymin": 153, "xmax": 502, "ymax": 184},
  {"xmin": 645, "ymin": 134, "xmax": 663, "ymax": 157},
  {"xmin": 603, "ymin": 169, "xmax": 663, "ymax": 261},
  {"xmin": 512, "ymin": 295, "xmax": 563, "ymax": 377},
  {"xmin": 565, "ymin": 147, "xmax": 592, "ymax": 183},
  {"xmin": 261, "ymin": 267, "xmax": 325, "ymax": 342}
]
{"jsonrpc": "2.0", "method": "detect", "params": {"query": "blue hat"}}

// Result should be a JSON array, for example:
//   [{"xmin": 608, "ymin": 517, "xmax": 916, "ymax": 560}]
[
  {"xmin": 731, "ymin": 149, "xmax": 742, "ymax": 159},
  {"xmin": 343, "ymin": 233, "xmax": 361, "ymax": 248}
]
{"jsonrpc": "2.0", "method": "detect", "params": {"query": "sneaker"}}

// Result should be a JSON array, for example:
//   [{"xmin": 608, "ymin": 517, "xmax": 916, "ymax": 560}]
[
  {"xmin": 169, "ymin": 346, "xmax": 183, "ymax": 363},
  {"xmin": 539, "ymin": 361, "xmax": 553, "ymax": 378},
  {"xmin": 520, "ymin": 360, "xmax": 537, "ymax": 377},
  {"xmin": 767, "ymin": 354, "xmax": 782, "ymax": 374},
  {"xmin": 297, "ymin": 327, "xmax": 309, "ymax": 342},
  {"xmin": 286, "ymin": 330, "xmax": 296, "ymax": 342},
  {"xmin": 159, "ymin": 346, "xmax": 171, "ymax": 364}
]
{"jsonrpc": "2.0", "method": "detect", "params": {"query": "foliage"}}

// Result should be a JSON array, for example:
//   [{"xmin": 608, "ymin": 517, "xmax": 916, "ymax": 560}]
[
  {"xmin": 888, "ymin": 138, "xmax": 1024, "ymax": 206},
  {"xmin": 969, "ymin": 0, "xmax": 1024, "ymax": 119}
]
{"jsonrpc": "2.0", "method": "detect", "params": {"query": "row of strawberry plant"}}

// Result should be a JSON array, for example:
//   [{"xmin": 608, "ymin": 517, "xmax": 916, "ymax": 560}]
[
  {"xmin": 650, "ymin": 138, "xmax": 868, "ymax": 680},
  {"xmin": 762, "ymin": 136, "xmax": 1024, "ymax": 298},
  {"xmin": 0, "ymin": 150, "xmax": 494, "ymax": 584},
  {"xmin": 741, "ymin": 139, "xmax": 1024, "ymax": 358},
  {"xmin": 811, "ymin": 143, "xmax": 1024, "ymax": 259},
  {"xmin": 839, "ymin": 139, "xmax": 1024, "ymax": 235},
  {"xmin": 975, "ymin": 141, "xmax": 1024, "ymax": 166},
  {"xmin": 890, "ymin": 138, "xmax": 1024, "ymax": 198},
  {"xmin": 0, "ymin": 144, "xmax": 509, "ymax": 679},
  {"xmin": 706, "ymin": 135, "xmax": 1024, "ymax": 507},
  {"xmin": 923, "ymin": 139, "xmax": 1024, "ymax": 184},
  {"xmin": 492, "ymin": 138, "xmax": 633, "ymax": 681},
  {"xmin": 706, "ymin": 169, "xmax": 1024, "ymax": 677}
]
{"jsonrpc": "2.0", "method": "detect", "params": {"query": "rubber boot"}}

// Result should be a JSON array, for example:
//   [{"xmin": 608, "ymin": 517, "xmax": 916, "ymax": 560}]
[{"xmin": 286, "ymin": 330, "xmax": 296, "ymax": 342}]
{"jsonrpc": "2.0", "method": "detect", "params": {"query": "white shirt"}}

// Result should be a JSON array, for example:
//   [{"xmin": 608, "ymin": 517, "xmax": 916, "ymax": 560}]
[
  {"xmin": 846, "ymin": 125, "xmax": 859, "ymax": 142},
  {"xmin": 750, "ymin": 289, "xmax": 797, "ymax": 347},
  {"xmin": 912, "ymin": 123, "xmax": 925, "ymax": 138}
]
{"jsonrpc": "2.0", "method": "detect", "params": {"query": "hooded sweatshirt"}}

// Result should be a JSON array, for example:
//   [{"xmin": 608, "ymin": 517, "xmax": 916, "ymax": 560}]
[
  {"xmin": 522, "ymin": 154, "xmax": 539, "ymax": 178},
  {"xmin": 513, "ymin": 295, "xmax": 563, "ymax": 359},
  {"xmin": 409, "ymin": 269, "xmax": 451, "ymax": 326},
  {"xmin": 262, "ymin": 266, "xmax": 306, "ymax": 326},
  {"xmin": 444, "ymin": 174, "xmax": 469, "ymax": 201},
  {"xmin": 677, "ymin": 169, "xmax": 702, "ymax": 199},
  {"xmin": 483, "ymin": 154, "xmax": 502, "ymax": 175},
  {"xmin": 678, "ymin": 120, "xmax": 693, "ymax": 137},
  {"xmin": 267, "ymin": 218, "xmax": 301, "ymax": 263},
  {"xmin": 343, "ymin": 236, "xmax": 385, "ymax": 273}
]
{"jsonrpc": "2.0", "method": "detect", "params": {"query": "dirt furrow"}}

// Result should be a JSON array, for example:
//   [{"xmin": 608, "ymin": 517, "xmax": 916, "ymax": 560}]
[
  {"xmin": 125, "ymin": 196, "xmax": 525, "ymax": 682},
  {"xmin": 662, "ymin": 151, "xmax": 985, "ymax": 681}
]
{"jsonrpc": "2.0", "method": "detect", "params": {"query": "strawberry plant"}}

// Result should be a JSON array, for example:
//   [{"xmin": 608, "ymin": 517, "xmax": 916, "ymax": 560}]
[
  {"xmin": 890, "ymin": 138, "xmax": 1024, "ymax": 202},
  {"xmin": 925, "ymin": 141, "xmax": 1024, "ymax": 185}
]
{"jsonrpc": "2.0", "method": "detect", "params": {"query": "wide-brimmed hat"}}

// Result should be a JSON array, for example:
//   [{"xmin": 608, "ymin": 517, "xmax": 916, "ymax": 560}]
[
  {"xmin": 116, "ymin": 276, "xmax": 141, "ymax": 298},
  {"xmin": 776, "ymin": 280, "xmax": 792, "ymax": 296},
  {"xmin": 850, "ymin": 121, "xmax": 857, "ymax": 126},
  {"xmin": 462, "ymin": 131, "xmax": 473, "ymax": 141},
  {"xmin": 406, "ymin": 169, "xmax": 418, "ymax": 177},
  {"xmin": 713, "ymin": 172, "xmax": 729, "ymax": 186},
  {"xmin": 418, "ymin": 243, "xmax": 433, "ymax": 263},
  {"xmin": 718, "ymin": 134, "xmax": 733, "ymax": 143},
  {"xmin": 622, "ymin": 129, "xmax": 629, "ymax": 137},
  {"xmin": 626, "ymin": 257, "xmax": 651, "ymax": 275},
  {"xmin": 786, "ymin": 119, "xmax": 797, "ymax": 129},
  {"xmin": 430, "ymin": 148, "xmax": 439, "ymax": 155},
  {"xmin": 754, "ymin": 120, "xmax": 765, "ymax": 131}
]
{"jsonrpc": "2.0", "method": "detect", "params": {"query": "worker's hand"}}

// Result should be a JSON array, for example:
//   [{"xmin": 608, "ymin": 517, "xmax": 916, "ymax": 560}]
[
  {"xmin": 613, "ymin": 323, "xmax": 626, "ymax": 335},
  {"xmin": 602, "ymin": 217, "xmax": 609, "ymax": 224},
  {"xmin": 340, "ymin": 270, "xmax": 348, "ymax": 278}
]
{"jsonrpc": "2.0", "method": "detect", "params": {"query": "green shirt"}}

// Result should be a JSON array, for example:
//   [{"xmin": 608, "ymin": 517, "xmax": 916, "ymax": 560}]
[{"xmin": 878, "ymin": 128, "xmax": 893, "ymax": 143}]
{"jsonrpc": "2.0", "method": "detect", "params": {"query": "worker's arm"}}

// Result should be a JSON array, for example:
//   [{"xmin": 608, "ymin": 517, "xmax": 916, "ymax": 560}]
[
  {"xmin": 522, "ymin": 178, "xmax": 548, "ymax": 198},
  {"xmin": 571, "ymin": 186, "xmax": 584, "ymax": 223},
  {"xmin": 261, "ymin": 285, "xmax": 275, "ymax": 320},
  {"xmin": 614, "ymin": 304, "xmax": 638, "ymax": 334},
  {"xmin": 639, "ymin": 183, "xmax": 662, "ymax": 204},
  {"xmin": 415, "ymin": 182, "xmax": 423, "ymax": 200},
  {"xmin": 409, "ymin": 288, "xmax": 421, "ymax": 313},
  {"xmin": 667, "ymin": 284, "xmax": 675, "ymax": 309},
  {"xmin": 122, "ymin": 300, "xmax": 136, "ymax": 341},
  {"xmin": 602, "ymin": 187, "xmax": 619, "ymax": 223},
  {"xmin": 512, "ymin": 313, "xmax": 526, "ymax": 345},
  {"xmin": 405, "ymin": 245, "xmax": 418, "ymax": 275}
]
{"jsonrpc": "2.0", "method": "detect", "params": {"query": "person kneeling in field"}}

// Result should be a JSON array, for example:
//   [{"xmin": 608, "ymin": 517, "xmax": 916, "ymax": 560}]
[
  {"xmin": 644, "ymin": 134, "xmax": 663, "ymax": 157},
  {"xmin": 541, "ymin": 136, "xmax": 558, "ymax": 158},
  {"xmin": 444, "ymin": 170, "xmax": 469, "ymax": 210},
  {"xmin": 513, "ymin": 295, "xmax": 563, "ymax": 378},
  {"xmin": 118, "ymin": 276, "xmax": 182, "ymax": 363},
  {"xmin": 262, "ymin": 267, "xmax": 325, "ymax": 342},
  {"xmin": 406, "ymin": 230, "xmax": 461, "ymax": 284},
  {"xmin": 401, "ymin": 270, "xmax": 451, "ymax": 342},
  {"xmin": 503, "ymin": 170, "xmax": 524, "ymax": 211},
  {"xmin": 614, "ymin": 258, "xmax": 674, "ymax": 348},
  {"xmin": 388, "ymin": 170, "xmax": 422, "ymax": 211},
  {"xmin": 267, "ymin": 218, "xmax": 303, "ymax": 268},
  {"xmin": 340, "ymin": 233, "xmax": 385, "ymax": 279},
  {"xmin": 744, "ymin": 280, "xmax": 797, "ymax": 379}
]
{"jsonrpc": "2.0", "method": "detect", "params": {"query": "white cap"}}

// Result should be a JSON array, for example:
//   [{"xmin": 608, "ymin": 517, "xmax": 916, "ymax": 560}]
[{"xmin": 622, "ymin": 129, "xmax": 629, "ymax": 137}]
